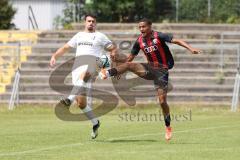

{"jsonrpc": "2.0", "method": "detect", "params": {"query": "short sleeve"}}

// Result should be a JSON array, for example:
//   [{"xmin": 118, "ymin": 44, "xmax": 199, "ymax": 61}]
[
  {"xmin": 158, "ymin": 32, "xmax": 173, "ymax": 43},
  {"xmin": 131, "ymin": 40, "xmax": 140, "ymax": 55},
  {"xmin": 67, "ymin": 33, "xmax": 78, "ymax": 48},
  {"xmin": 100, "ymin": 33, "xmax": 113, "ymax": 49}
]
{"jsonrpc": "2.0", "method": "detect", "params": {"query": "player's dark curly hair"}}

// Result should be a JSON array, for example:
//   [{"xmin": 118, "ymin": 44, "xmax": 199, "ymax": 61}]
[{"xmin": 139, "ymin": 18, "xmax": 152, "ymax": 26}]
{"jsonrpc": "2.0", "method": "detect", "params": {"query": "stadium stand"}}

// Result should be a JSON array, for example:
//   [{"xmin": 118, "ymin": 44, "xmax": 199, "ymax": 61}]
[{"xmin": 0, "ymin": 24, "xmax": 240, "ymax": 105}]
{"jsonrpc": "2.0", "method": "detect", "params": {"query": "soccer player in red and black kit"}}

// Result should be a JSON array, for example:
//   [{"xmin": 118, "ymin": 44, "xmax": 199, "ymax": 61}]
[{"xmin": 99, "ymin": 18, "xmax": 201, "ymax": 141}]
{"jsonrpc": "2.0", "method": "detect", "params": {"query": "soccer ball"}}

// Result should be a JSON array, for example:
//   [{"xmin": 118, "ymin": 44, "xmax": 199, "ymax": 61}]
[
  {"xmin": 97, "ymin": 55, "xmax": 110, "ymax": 68},
  {"xmin": 101, "ymin": 55, "xmax": 110, "ymax": 68}
]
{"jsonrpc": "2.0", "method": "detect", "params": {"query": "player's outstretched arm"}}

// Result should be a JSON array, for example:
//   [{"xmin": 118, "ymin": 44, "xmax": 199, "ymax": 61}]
[
  {"xmin": 50, "ymin": 43, "xmax": 71, "ymax": 67},
  {"xmin": 106, "ymin": 44, "xmax": 118, "ymax": 62},
  {"xmin": 171, "ymin": 38, "xmax": 201, "ymax": 54}
]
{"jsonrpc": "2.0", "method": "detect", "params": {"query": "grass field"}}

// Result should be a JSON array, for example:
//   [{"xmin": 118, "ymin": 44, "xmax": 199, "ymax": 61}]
[{"xmin": 0, "ymin": 104, "xmax": 240, "ymax": 160}]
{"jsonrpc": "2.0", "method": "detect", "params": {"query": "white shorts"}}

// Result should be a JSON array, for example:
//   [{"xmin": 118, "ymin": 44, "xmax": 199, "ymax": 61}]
[
  {"xmin": 71, "ymin": 64, "xmax": 97, "ymax": 85},
  {"xmin": 71, "ymin": 64, "xmax": 97, "ymax": 102}
]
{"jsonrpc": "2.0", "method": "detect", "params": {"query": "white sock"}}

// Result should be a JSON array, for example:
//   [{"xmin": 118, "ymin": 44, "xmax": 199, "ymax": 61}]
[
  {"xmin": 67, "ymin": 95, "xmax": 76, "ymax": 102},
  {"xmin": 82, "ymin": 105, "xmax": 99, "ymax": 126},
  {"xmin": 106, "ymin": 70, "xmax": 110, "ymax": 77}
]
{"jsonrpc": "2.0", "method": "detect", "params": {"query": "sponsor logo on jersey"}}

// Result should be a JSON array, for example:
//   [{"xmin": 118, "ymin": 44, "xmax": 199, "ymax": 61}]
[
  {"xmin": 78, "ymin": 42, "xmax": 93, "ymax": 47},
  {"xmin": 144, "ymin": 45, "xmax": 158, "ymax": 53},
  {"xmin": 153, "ymin": 38, "xmax": 158, "ymax": 44}
]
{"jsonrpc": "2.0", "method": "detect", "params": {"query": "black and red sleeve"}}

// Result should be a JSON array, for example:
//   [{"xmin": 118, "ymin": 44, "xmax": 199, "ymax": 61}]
[
  {"xmin": 158, "ymin": 32, "xmax": 173, "ymax": 43},
  {"xmin": 131, "ymin": 40, "xmax": 140, "ymax": 56}
]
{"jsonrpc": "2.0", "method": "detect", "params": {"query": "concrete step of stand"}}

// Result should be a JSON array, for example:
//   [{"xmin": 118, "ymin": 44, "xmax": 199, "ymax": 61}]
[
  {"xmin": 20, "ymin": 61, "xmax": 239, "ymax": 69},
  {"xmin": 26, "ymin": 53, "xmax": 239, "ymax": 62},
  {"xmin": 0, "ymin": 99, "xmax": 232, "ymax": 106},
  {"xmin": 0, "ymin": 91, "xmax": 233, "ymax": 103},
  {"xmin": 19, "ymin": 68, "xmax": 237, "ymax": 77},
  {"xmin": 5, "ymin": 83, "xmax": 234, "ymax": 93},
  {"xmin": 32, "ymin": 44, "xmax": 239, "ymax": 55},
  {"xmin": 18, "ymin": 75, "xmax": 235, "ymax": 85},
  {"xmin": 70, "ymin": 23, "xmax": 240, "ymax": 31}
]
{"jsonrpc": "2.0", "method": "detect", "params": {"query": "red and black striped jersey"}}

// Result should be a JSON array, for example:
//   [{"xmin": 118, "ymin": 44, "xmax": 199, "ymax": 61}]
[{"xmin": 131, "ymin": 31, "xmax": 174, "ymax": 69}]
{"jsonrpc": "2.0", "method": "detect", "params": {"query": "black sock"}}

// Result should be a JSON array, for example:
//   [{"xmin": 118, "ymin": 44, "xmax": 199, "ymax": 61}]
[
  {"xmin": 108, "ymin": 68, "xmax": 118, "ymax": 76},
  {"xmin": 164, "ymin": 114, "xmax": 171, "ymax": 127}
]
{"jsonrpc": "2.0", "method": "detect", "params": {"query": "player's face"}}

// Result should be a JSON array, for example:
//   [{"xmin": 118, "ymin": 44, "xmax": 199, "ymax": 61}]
[
  {"xmin": 139, "ymin": 22, "xmax": 152, "ymax": 37},
  {"xmin": 85, "ymin": 16, "xmax": 96, "ymax": 32}
]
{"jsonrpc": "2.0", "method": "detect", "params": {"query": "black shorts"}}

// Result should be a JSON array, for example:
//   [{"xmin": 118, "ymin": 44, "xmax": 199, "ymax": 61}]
[{"xmin": 141, "ymin": 63, "xmax": 169, "ymax": 90}]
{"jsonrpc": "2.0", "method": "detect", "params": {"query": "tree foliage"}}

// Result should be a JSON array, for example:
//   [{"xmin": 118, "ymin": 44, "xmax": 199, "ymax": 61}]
[
  {"xmin": 59, "ymin": 0, "xmax": 240, "ymax": 24},
  {"xmin": 178, "ymin": 0, "xmax": 240, "ymax": 23},
  {"xmin": 0, "ymin": 0, "xmax": 16, "ymax": 29},
  {"xmin": 84, "ymin": 0, "xmax": 174, "ymax": 22}
]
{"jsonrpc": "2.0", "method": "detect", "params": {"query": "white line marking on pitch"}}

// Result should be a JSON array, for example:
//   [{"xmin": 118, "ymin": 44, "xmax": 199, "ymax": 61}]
[
  {"xmin": 0, "ymin": 123, "xmax": 239, "ymax": 157},
  {"xmin": 106, "ymin": 124, "xmax": 240, "ymax": 141},
  {"xmin": 0, "ymin": 142, "xmax": 83, "ymax": 157}
]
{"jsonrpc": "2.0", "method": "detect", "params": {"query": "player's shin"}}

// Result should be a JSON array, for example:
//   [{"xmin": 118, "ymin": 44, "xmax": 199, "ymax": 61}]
[
  {"xmin": 82, "ymin": 105, "xmax": 99, "ymax": 126},
  {"xmin": 82, "ymin": 82, "xmax": 99, "ymax": 126},
  {"xmin": 164, "ymin": 114, "xmax": 171, "ymax": 127}
]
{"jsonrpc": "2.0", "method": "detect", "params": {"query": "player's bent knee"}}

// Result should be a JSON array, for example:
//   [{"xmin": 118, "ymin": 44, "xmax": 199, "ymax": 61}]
[{"xmin": 76, "ymin": 97, "xmax": 86, "ymax": 109}]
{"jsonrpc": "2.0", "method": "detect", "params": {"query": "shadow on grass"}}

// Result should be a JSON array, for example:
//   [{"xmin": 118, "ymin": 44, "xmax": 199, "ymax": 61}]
[{"xmin": 95, "ymin": 139, "xmax": 158, "ymax": 143}]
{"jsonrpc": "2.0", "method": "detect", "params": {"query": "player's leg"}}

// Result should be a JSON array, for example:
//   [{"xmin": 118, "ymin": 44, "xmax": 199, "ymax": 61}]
[
  {"xmin": 60, "ymin": 65, "xmax": 100, "ymax": 139},
  {"xmin": 155, "ymin": 70, "xmax": 172, "ymax": 141},
  {"xmin": 75, "ymin": 67, "xmax": 100, "ymax": 139},
  {"xmin": 146, "ymin": 65, "xmax": 172, "ymax": 140},
  {"xmin": 157, "ymin": 89, "xmax": 172, "ymax": 141},
  {"xmin": 61, "ymin": 65, "xmax": 91, "ymax": 106},
  {"xmin": 60, "ymin": 72, "xmax": 87, "ymax": 106},
  {"xmin": 76, "ymin": 86, "xmax": 100, "ymax": 139},
  {"xmin": 99, "ymin": 62, "xmax": 147, "ymax": 79}
]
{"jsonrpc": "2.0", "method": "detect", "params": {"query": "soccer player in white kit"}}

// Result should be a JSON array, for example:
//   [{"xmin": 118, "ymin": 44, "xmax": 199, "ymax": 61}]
[{"xmin": 50, "ymin": 14, "xmax": 117, "ymax": 139}]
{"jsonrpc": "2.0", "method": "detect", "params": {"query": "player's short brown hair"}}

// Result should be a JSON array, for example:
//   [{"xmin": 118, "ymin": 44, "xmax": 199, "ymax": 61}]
[{"xmin": 84, "ymin": 14, "xmax": 97, "ymax": 20}]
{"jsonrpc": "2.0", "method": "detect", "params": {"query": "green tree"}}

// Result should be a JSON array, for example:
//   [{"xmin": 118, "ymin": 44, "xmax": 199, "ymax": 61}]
[
  {"xmin": 211, "ymin": 0, "xmax": 240, "ymax": 23},
  {"xmin": 0, "ymin": 0, "xmax": 16, "ymax": 29},
  {"xmin": 60, "ymin": 0, "xmax": 240, "ymax": 24},
  {"xmin": 84, "ymin": 0, "xmax": 174, "ymax": 22},
  {"xmin": 177, "ymin": 0, "xmax": 240, "ymax": 23}
]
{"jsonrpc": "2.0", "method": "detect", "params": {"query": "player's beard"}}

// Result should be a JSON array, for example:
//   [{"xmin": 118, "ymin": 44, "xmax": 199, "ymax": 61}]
[{"xmin": 87, "ymin": 26, "xmax": 95, "ymax": 32}]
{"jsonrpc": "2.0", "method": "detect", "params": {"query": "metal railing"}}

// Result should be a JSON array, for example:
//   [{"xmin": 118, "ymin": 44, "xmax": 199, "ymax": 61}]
[
  {"xmin": 7, "ymin": 42, "xmax": 21, "ymax": 110},
  {"xmin": 219, "ymin": 32, "xmax": 240, "ymax": 111},
  {"xmin": 0, "ymin": 42, "xmax": 21, "ymax": 109},
  {"xmin": 220, "ymin": 32, "xmax": 240, "ymax": 72},
  {"xmin": 8, "ymin": 68, "xmax": 21, "ymax": 110},
  {"xmin": 28, "ymin": 5, "xmax": 39, "ymax": 30},
  {"xmin": 231, "ymin": 44, "xmax": 240, "ymax": 112}
]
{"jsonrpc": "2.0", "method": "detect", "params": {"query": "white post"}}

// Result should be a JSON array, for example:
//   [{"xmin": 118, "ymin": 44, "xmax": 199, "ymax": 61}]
[
  {"xmin": 231, "ymin": 45, "xmax": 240, "ymax": 112},
  {"xmin": 237, "ymin": 44, "xmax": 240, "ymax": 72},
  {"xmin": 176, "ymin": 0, "xmax": 179, "ymax": 22},
  {"xmin": 28, "ymin": 6, "xmax": 30, "ymax": 30},
  {"xmin": 231, "ymin": 73, "xmax": 240, "ymax": 112},
  {"xmin": 220, "ymin": 33, "xmax": 224, "ymax": 72},
  {"xmin": 16, "ymin": 42, "xmax": 21, "ymax": 106},
  {"xmin": 208, "ymin": 0, "xmax": 211, "ymax": 17}
]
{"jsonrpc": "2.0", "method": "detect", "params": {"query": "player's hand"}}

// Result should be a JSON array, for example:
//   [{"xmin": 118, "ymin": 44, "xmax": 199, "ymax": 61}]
[
  {"xmin": 50, "ymin": 56, "xmax": 56, "ymax": 68},
  {"xmin": 191, "ymin": 48, "xmax": 201, "ymax": 54}
]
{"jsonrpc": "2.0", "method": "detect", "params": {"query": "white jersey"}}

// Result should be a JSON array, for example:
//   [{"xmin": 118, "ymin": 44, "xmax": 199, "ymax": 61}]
[
  {"xmin": 67, "ymin": 31, "xmax": 112, "ymax": 57},
  {"xmin": 67, "ymin": 31, "xmax": 112, "ymax": 86}
]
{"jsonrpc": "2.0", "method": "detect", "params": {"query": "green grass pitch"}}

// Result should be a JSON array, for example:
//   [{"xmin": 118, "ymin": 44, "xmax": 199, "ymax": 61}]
[{"xmin": 0, "ymin": 104, "xmax": 240, "ymax": 160}]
